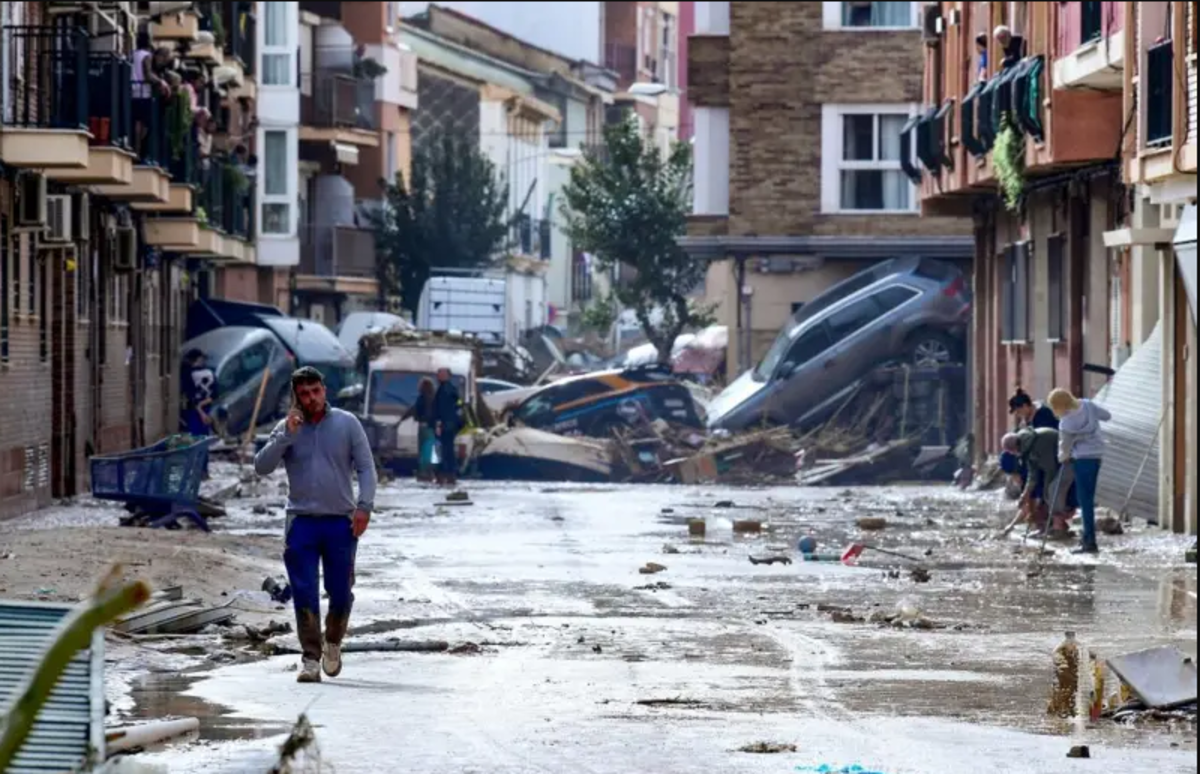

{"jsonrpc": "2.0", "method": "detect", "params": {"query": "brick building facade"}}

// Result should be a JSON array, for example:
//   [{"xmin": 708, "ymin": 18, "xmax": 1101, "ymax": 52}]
[{"xmin": 681, "ymin": 1, "xmax": 973, "ymax": 372}]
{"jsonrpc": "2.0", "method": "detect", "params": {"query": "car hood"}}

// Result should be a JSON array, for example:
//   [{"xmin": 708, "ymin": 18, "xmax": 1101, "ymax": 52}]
[{"xmin": 705, "ymin": 370, "xmax": 767, "ymax": 427}]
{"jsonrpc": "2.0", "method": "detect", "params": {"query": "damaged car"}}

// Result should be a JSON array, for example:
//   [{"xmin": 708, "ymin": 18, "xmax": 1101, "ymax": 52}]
[
  {"xmin": 509, "ymin": 365, "xmax": 703, "ymax": 437},
  {"xmin": 708, "ymin": 257, "xmax": 970, "ymax": 432}
]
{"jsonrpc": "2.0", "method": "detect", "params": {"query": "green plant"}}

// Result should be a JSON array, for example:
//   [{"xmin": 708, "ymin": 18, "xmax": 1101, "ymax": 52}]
[
  {"xmin": 580, "ymin": 293, "xmax": 618, "ymax": 334},
  {"xmin": 166, "ymin": 89, "xmax": 193, "ymax": 161},
  {"xmin": 994, "ymin": 114, "xmax": 1026, "ymax": 212},
  {"xmin": 196, "ymin": 206, "xmax": 209, "ymax": 225},
  {"xmin": 209, "ymin": 7, "xmax": 226, "ymax": 48},
  {"xmin": 223, "ymin": 162, "xmax": 249, "ymax": 194}
]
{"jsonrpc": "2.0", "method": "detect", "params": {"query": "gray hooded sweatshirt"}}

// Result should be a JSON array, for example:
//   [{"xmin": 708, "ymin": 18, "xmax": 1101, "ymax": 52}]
[{"xmin": 1057, "ymin": 399, "xmax": 1111, "ymax": 461}]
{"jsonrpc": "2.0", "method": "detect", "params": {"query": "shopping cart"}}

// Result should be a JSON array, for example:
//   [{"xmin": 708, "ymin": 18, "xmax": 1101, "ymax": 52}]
[{"xmin": 89, "ymin": 435, "xmax": 214, "ymax": 531}]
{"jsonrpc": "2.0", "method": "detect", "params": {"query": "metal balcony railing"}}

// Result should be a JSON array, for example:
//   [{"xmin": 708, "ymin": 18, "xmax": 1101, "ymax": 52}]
[
  {"xmin": 216, "ymin": 159, "xmax": 254, "ymax": 238},
  {"xmin": 86, "ymin": 52, "xmax": 133, "ymax": 151},
  {"xmin": 196, "ymin": 154, "xmax": 226, "ymax": 229},
  {"xmin": 2, "ymin": 25, "xmax": 88, "ymax": 131},
  {"xmin": 603, "ymin": 43, "xmax": 637, "ymax": 85},
  {"xmin": 1145, "ymin": 40, "xmax": 1174, "ymax": 148},
  {"xmin": 510, "ymin": 216, "xmax": 552, "ymax": 260},
  {"xmin": 571, "ymin": 254, "xmax": 594, "ymax": 304},
  {"xmin": 224, "ymin": 1, "xmax": 257, "ymax": 73},
  {"xmin": 299, "ymin": 225, "xmax": 377, "ymax": 277},
  {"xmin": 301, "ymin": 71, "xmax": 376, "ymax": 131}
]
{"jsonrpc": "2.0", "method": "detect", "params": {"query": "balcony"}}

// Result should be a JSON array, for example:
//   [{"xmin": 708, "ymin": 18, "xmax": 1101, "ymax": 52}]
[
  {"xmin": 300, "ymin": 65, "xmax": 379, "ymax": 148},
  {"xmin": 149, "ymin": 7, "xmax": 200, "ymax": 41},
  {"xmin": 224, "ymin": 2, "xmax": 256, "ymax": 76},
  {"xmin": 510, "ymin": 216, "xmax": 552, "ymax": 261},
  {"xmin": 0, "ymin": 26, "xmax": 90, "ymax": 169},
  {"xmin": 604, "ymin": 43, "xmax": 637, "ymax": 86},
  {"xmin": 1052, "ymin": 1, "xmax": 1125, "ymax": 90},
  {"xmin": 300, "ymin": 225, "xmax": 377, "ymax": 276},
  {"xmin": 48, "ymin": 51, "xmax": 136, "ymax": 185},
  {"xmin": 94, "ymin": 84, "xmax": 178, "ymax": 203}
]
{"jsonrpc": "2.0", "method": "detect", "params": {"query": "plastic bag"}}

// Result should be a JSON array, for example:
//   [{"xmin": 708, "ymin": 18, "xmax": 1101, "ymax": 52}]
[{"xmin": 430, "ymin": 439, "xmax": 441, "ymax": 466}]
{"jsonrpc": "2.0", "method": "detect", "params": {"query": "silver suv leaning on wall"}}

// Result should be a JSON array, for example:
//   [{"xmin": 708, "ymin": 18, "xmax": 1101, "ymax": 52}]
[{"xmin": 707, "ymin": 257, "xmax": 971, "ymax": 432}]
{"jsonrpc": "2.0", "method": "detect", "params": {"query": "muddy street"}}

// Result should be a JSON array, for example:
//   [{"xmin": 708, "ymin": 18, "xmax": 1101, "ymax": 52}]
[{"xmin": 124, "ymin": 480, "xmax": 1197, "ymax": 773}]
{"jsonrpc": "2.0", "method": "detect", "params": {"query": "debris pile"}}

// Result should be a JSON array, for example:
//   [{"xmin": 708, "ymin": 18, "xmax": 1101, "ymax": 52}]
[{"xmin": 114, "ymin": 586, "xmax": 235, "ymax": 636}]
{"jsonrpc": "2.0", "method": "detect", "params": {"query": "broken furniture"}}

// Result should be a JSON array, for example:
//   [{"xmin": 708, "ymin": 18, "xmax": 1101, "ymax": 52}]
[{"xmin": 90, "ymin": 435, "xmax": 215, "ymax": 532}]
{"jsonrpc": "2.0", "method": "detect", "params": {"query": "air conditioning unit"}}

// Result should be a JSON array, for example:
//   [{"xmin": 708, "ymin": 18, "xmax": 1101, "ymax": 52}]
[
  {"xmin": 922, "ymin": 4, "xmax": 942, "ymax": 45},
  {"xmin": 72, "ymin": 192, "xmax": 91, "ymax": 243},
  {"xmin": 113, "ymin": 226, "xmax": 137, "ymax": 273},
  {"xmin": 16, "ymin": 173, "xmax": 48, "ymax": 228},
  {"xmin": 44, "ymin": 195, "xmax": 74, "ymax": 243}
]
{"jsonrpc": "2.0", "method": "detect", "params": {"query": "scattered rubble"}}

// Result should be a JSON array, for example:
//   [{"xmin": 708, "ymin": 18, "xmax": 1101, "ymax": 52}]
[
  {"xmin": 736, "ymin": 741, "xmax": 798, "ymax": 754},
  {"xmin": 1066, "ymin": 745, "xmax": 1091, "ymax": 759},
  {"xmin": 748, "ymin": 555, "xmax": 792, "ymax": 566},
  {"xmin": 856, "ymin": 517, "xmax": 889, "ymax": 531},
  {"xmin": 638, "ymin": 562, "xmax": 668, "ymax": 575},
  {"xmin": 115, "ymin": 586, "xmax": 236, "ymax": 636}
]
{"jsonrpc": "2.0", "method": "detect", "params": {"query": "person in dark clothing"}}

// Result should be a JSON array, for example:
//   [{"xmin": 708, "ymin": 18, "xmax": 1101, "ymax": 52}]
[
  {"xmin": 994, "ymin": 25, "xmax": 1025, "ymax": 70},
  {"xmin": 432, "ymin": 368, "xmax": 462, "ymax": 485},
  {"xmin": 181, "ymin": 348, "xmax": 218, "ymax": 479},
  {"xmin": 402, "ymin": 377, "xmax": 437, "ymax": 482},
  {"xmin": 1001, "ymin": 388, "xmax": 1060, "ymax": 498}
]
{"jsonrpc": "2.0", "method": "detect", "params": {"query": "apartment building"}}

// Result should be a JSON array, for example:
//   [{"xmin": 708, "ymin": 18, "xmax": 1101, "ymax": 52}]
[
  {"xmin": 0, "ymin": 1, "xmax": 260, "ymax": 519},
  {"xmin": 1116, "ymin": 0, "xmax": 1196, "ymax": 535},
  {"xmin": 292, "ymin": 1, "xmax": 418, "ymax": 326},
  {"xmin": 404, "ymin": 4, "xmax": 616, "ymax": 329},
  {"xmin": 680, "ymin": 1, "xmax": 973, "ymax": 374},
  {"xmin": 400, "ymin": 14, "xmax": 566, "ymax": 342},
  {"xmin": 918, "ymin": 1, "xmax": 1195, "ymax": 535}
]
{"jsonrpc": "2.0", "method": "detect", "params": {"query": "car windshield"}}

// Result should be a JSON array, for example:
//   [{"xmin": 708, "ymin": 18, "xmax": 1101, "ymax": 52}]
[
  {"xmin": 368, "ymin": 371, "xmax": 466, "ymax": 416},
  {"xmin": 262, "ymin": 318, "xmax": 351, "ymax": 364},
  {"xmin": 753, "ymin": 318, "xmax": 803, "ymax": 381}
]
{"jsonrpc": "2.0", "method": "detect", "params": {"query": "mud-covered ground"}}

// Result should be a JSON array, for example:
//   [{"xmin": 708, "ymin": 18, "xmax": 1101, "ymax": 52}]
[{"xmin": 7, "ymin": 473, "xmax": 1197, "ymax": 773}]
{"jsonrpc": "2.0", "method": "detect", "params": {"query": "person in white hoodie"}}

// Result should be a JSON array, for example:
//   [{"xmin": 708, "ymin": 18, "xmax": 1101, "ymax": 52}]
[{"xmin": 1047, "ymin": 388, "xmax": 1112, "ymax": 554}]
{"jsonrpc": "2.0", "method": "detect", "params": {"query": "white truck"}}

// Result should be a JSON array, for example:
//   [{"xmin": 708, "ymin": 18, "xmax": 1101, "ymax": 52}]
[{"xmin": 417, "ymin": 276, "xmax": 507, "ymax": 345}]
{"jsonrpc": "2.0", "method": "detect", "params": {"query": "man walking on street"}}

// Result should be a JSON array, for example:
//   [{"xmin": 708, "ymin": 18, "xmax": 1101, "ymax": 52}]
[
  {"xmin": 254, "ymin": 367, "xmax": 377, "ymax": 683},
  {"xmin": 433, "ymin": 367, "xmax": 461, "ymax": 486}
]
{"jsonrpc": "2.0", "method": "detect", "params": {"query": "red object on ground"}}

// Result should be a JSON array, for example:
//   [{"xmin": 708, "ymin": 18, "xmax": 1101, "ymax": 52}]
[{"xmin": 841, "ymin": 543, "xmax": 866, "ymax": 565}]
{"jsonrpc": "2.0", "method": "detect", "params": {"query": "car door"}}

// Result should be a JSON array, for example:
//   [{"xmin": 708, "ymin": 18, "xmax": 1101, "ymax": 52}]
[
  {"xmin": 215, "ymin": 351, "xmax": 249, "ymax": 433},
  {"xmin": 821, "ymin": 294, "xmax": 888, "ymax": 391},
  {"xmin": 769, "ymin": 323, "xmax": 836, "ymax": 423}
]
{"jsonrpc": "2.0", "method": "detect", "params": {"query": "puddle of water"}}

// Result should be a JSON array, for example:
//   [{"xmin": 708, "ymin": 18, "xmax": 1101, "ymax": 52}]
[{"xmin": 128, "ymin": 671, "xmax": 292, "ymax": 743}]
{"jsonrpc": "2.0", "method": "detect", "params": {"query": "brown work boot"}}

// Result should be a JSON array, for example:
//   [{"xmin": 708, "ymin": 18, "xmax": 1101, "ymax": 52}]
[
  {"xmin": 323, "ymin": 612, "xmax": 349, "ymax": 678},
  {"xmin": 295, "ymin": 609, "xmax": 323, "ymax": 683}
]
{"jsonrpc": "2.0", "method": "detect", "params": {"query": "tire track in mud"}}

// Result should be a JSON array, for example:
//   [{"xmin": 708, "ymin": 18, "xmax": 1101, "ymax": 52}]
[{"xmin": 759, "ymin": 621, "xmax": 895, "ymax": 763}]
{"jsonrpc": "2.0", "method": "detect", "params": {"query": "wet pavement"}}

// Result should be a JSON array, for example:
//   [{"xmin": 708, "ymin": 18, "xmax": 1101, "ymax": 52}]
[{"xmin": 131, "ymin": 481, "xmax": 1197, "ymax": 773}]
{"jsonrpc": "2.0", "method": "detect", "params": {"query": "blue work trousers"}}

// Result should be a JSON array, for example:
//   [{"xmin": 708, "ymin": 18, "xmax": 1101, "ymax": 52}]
[
  {"xmin": 1073, "ymin": 458, "xmax": 1103, "ymax": 549},
  {"xmin": 284, "ymin": 515, "xmax": 358, "ymax": 660}
]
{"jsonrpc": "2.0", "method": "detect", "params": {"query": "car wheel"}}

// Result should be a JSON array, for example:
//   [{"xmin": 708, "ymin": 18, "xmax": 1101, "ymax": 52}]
[{"xmin": 908, "ymin": 331, "xmax": 958, "ymax": 367}]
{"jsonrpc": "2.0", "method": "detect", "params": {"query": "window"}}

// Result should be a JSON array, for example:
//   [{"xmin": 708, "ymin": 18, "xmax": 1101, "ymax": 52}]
[
  {"xmin": 261, "ymin": 2, "xmax": 293, "ymax": 86},
  {"xmin": 386, "ymin": 1, "xmax": 400, "ymax": 31},
  {"xmin": 827, "ymin": 2, "xmax": 917, "ymax": 29},
  {"xmin": 783, "ymin": 326, "xmax": 834, "ymax": 372},
  {"xmin": 261, "ymin": 130, "xmax": 291, "ymax": 235},
  {"xmin": 874, "ymin": 285, "xmax": 920, "ymax": 314},
  {"xmin": 1046, "ymin": 234, "xmax": 1066, "ymax": 342},
  {"xmin": 826, "ymin": 297, "xmax": 879, "ymax": 345},
  {"xmin": 659, "ymin": 12, "xmax": 677, "ymax": 90},
  {"xmin": 38, "ymin": 253, "xmax": 47, "ymax": 363},
  {"xmin": 823, "ymin": 106, "xmax": 918, "ymax": 213},
  {"xmin": 1, "ymin": 215, "xmax": 8, "ymax": 364},
  {"xmin": 1001, "ymin": 241, "xmax": 1031, "ymax": 343}
]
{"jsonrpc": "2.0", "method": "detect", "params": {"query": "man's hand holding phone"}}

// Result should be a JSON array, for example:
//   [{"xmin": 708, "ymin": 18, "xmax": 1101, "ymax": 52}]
[{"xmin": 286, "ymin": 408, "xmax": 305, "ymax": 434}]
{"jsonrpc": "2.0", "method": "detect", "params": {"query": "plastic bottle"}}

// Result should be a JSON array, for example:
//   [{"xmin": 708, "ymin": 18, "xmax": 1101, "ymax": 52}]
[
  {"xmin": 1048, "ymin": 631, "xmax": 1080, "ymax": 717},
  {"xmin": 1089, "ymin": 652, "xmax": 1105, "ymax": 721}
]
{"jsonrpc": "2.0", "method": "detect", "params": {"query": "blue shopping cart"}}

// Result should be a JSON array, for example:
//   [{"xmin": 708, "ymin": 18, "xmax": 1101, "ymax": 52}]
[{"xmin": 90, "ymin": 435, "xmax": 214, "ymax": 531}]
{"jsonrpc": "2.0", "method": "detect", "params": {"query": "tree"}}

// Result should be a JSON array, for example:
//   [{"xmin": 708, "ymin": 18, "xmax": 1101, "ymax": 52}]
[
  {"xmin": 560, "ymin": 117, "xmax": 712, "ymax": 365},
  {"xmin": 372, "ymin": 131, "xmax": 510, "ymax": 315}
]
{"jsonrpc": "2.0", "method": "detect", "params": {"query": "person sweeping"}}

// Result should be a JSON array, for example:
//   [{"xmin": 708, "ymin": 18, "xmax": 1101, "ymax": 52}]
[
  {"xmin": 1047, "ymin": 388, "xmax": 1111, "ymax": 555},
  {"xmin": 255, "ymin": 367, "xmax": 377, "ymax": 683}
]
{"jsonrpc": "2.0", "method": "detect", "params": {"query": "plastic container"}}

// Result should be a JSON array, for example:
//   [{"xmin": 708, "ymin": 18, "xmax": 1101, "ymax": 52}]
[{"xmin": 1048, "ymin": 631, "xmax": 1080, "ymax": 717}]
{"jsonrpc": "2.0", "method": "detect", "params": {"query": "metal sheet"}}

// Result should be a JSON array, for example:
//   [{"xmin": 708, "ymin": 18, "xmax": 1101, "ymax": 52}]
[
  {"xmin": 1107, "ymin": 646, "xmax": 1198, "ymax": 709},
  {"xmin": 0, "ymin": 600, "xmax": 106, "ymax": 773},
  {"xmin": 1093, "ymin": 322, "xmax": 1162, "ymax": 523}
]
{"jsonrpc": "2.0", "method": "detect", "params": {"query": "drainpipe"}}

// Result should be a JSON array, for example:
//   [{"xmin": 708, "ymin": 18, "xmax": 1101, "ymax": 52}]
[{"xmin": 1, "ymin": 4, "xmax": 9, "ymax": 126}]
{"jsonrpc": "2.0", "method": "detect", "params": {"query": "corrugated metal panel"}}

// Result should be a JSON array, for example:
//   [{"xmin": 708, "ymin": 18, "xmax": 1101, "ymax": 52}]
[
  {"xmin": 1188, "ymin": 2, "xmax": 1197, "ymax": 143},
  {"xmin": 1093, "ymin": 322, "xmax": 1162, "ymax": 523},
  {"xmin": 0, "ymin": 601, "xmax": 105, "ymax": 773}
]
